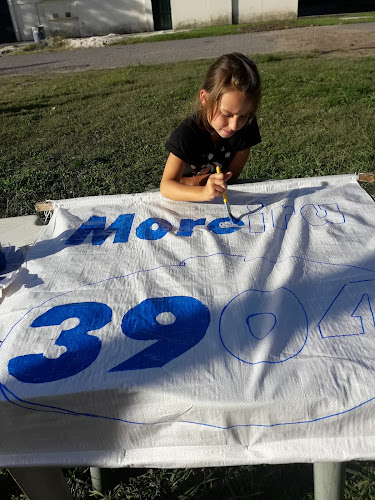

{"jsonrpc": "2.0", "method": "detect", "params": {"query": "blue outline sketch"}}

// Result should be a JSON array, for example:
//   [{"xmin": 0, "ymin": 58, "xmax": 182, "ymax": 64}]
[
  {"xmin": 352, "ymin": 295, "xmax": 375, "ymax": 332},
  {"xmin": 1, "ymin": 254, "xmax": 375, "ymax": 429},
  {"xmin": 271, "ymin": 205, "xmax": 295, "ymax": 230},
  {"xmin": 319, "ymin": 279, "xmax": 375, "ymax": 338},
  {"xmin": 246, "ymin": 312, "xmax": 276, "ymax": 340},
  {"xmin": 247, "ymin": 202, "xmax": 265, "ymax": 233},
  {"xmin": 220, "ymin": 288, "xmax": 308, "ymax": 364},
  {"xmin": 300, "ymin": 203, "xmax": 345, "ymax": 226}
]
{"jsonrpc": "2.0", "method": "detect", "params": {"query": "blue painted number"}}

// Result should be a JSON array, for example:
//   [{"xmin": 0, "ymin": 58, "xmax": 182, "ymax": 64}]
[
  {"xmin": 8, "ymin": 302, "xmax": 112, "ymax": 383},
  {"xmin": 109, "ymin": 296, "xmax": 210, "ymax": 371}
]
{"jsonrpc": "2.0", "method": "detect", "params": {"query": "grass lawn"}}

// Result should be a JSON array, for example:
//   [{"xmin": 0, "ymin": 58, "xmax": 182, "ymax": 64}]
[
  {"xmin": 0, "ymin": 52, "xmax": 374, "ymax": 219},
  {"xmin": 1, "ymin": 52, "xmax": 375, "ymax": 498}
]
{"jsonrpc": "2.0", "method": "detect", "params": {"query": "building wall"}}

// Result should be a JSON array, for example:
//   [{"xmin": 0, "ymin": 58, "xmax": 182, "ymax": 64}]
[
  {"xmin": 170, "ymin": 0, "xmax": 232, "ymax": 30},
  {"xmin": 35, "ymin": 0, "xmax": 79, "ymax": 38},
  {"xmin": 10, "ymin": 1, "xmax": 39, "ymax": 41},
  {"xmin": 237, "ymin": 0, "xmax": 298, "ymax": 23},
  {"xmin": 10, "ymin": 0, "xmax": 154, "ymax": 41},
  {"xmin": 9, "ymin": 0, "xmax": 299, "ymax": 42},
  {"xmin": 77, "ymin": 0, "xmax": 154, "ymax": 37}
]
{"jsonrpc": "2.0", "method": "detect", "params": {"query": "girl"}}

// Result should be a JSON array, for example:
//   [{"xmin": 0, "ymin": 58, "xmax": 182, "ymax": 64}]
[{"xmin": 160, "ymin": 53, "xmax": 261, "ymax": 202}]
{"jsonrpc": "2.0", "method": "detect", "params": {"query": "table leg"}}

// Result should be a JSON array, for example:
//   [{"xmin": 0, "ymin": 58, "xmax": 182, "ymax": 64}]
[
  {"xmin": 90, "ymin": 467, "xmax": 114, "ymax": 493},
  {"xmin": 8, "ymin": 467, "xmax": 73, "ymax": 500},
  {"xmin": 313, "ymin": 462, "xmax": 345, "ymax": 500}
]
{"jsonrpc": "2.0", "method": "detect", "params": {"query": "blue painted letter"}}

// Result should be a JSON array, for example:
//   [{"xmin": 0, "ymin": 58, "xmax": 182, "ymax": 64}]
[
  {"xmin": 65, "ymin": 214, "xmax": 135, "ymax": 245},
  {"xmin": 177, "ymin": 218, "xmax": 206, "ymax": 237},
  {"xmin": 136, "ymin": 218, "xmax": 173, "ymax": 240}
]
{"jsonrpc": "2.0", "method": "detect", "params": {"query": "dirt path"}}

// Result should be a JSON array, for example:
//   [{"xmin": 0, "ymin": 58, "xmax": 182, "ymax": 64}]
[
  {"xmin": 271, "ymin": 22, "xmax": 375, "ymax": 57},
  {"xmin": 0, "ymin": 23, "xmax": 374, "ymax": 76}
]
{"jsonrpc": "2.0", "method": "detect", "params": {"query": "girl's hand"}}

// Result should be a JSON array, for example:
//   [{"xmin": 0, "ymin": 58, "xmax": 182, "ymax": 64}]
[
  {"xmin": 203, "ymin": 171, "xmax": 233, "ymax": 201},
  {"xmin": 161, "ymin": 153, "xmax": 234, "ymax": 202}
]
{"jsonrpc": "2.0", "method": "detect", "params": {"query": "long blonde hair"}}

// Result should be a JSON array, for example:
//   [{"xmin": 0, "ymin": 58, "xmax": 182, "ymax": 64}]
[{"xmin": 194, "ymin": 53, "xmax": 261, "ymax": 131}]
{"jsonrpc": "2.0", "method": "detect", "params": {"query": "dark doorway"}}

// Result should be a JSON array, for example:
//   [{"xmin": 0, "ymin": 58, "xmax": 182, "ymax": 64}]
[
  {"xmin": 0, "ymin": 0, "xmax": 16, "ymax": 43},
  {"xmin": 298, "ymin": 0, "xmax": 374, "ymax": 17},
  {"xmin": 232, "ymin": 0, "xmax": 239, "ymax": 24},
  {"xmin": 152, "ymin": 0, "xmax": 172, "ymax": 31}
]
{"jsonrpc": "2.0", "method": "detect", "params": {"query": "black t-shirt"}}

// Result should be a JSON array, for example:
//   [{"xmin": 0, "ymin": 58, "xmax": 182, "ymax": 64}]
[{"xmin": 165, "ymin": 115, "xmax": 261, "ymax": 177}]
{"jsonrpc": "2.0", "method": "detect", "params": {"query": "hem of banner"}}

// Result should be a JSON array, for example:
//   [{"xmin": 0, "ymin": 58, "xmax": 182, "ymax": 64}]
[{"xmin": 0, "ymin": 441, "xmax": 373, "ymax": 469}]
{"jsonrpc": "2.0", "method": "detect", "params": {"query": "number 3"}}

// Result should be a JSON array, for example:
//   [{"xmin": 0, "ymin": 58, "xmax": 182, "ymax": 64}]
[
  {"xmin": 8, "ymin": 302, "xmax": 112, "ymax": 383},
  {"xmin": 8, "ymin": 296, "xmax": 210, "ymax": 382}
]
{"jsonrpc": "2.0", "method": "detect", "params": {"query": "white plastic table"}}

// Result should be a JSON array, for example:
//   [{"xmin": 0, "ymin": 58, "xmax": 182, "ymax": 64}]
[{"xmin": 0, "ymin": 213, "xmax": 345, "ymax": 500}]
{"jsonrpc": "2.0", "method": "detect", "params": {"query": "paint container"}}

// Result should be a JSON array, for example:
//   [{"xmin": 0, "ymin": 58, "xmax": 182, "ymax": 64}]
[{"xmin": 32, "ymin": 26, "xmax": 45, "ymax": 43}]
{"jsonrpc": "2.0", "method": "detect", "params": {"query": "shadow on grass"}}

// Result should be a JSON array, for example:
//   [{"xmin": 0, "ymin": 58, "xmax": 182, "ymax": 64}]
[{"xmin": 62, "ymin": 463, "xmax": 314, "ymax": 499}]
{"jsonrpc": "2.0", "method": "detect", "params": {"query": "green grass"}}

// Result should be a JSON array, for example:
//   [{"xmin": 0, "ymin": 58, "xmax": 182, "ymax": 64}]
[
  {"xmin": 0, "ymin": 52, "xmax": 374, "ymax": 218},
  {"xmin": 10, "ymin": 36, "xmax": 69, "ymax": 54},
  {"xmin": 1, "ymin": 51, "xmax": 375, "ymax": 498},
  {"xmin": 1, "ymin": 464, "xmax": 314, "ymax": 499},
  {"xmin": 108, "ymin": 12, "xmax": 375, "ymax": 46}
]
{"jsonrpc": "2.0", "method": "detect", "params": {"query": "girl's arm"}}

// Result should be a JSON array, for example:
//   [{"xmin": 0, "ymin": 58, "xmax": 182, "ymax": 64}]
[
  {"xmin": 160, "ymin": 153, "xmax": 232, "ymax": 202},
  {"xmin": 227, "ymin": 147, "xmax": 251, "ymax": 184}
]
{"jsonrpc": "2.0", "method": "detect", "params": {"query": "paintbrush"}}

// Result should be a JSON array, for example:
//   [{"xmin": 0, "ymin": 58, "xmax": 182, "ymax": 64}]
[{"xmin": 215, "ymin": 164, "xmax": 240, "ymax": 224}]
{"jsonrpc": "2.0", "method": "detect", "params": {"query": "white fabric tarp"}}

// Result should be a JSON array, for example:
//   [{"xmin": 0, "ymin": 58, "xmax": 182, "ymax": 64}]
[{"xmin": 1, "ymin": 174, "xmax": 375, "ymax": 468}]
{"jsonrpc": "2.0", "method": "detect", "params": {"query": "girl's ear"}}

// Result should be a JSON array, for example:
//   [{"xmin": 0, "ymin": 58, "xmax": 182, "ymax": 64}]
[{"xmin": 200, "ymin": 89, "xmax": 208, "ymax": 106}]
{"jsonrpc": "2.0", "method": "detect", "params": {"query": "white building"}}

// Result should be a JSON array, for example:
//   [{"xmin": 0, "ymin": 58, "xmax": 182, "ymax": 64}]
[{"xmin": 6, "ymin": 0, "xmax": 299, "ymax": 42}]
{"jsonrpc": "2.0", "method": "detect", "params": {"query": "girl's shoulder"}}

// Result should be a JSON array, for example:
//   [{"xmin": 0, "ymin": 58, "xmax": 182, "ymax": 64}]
[
  {"xmin": 229, "ymin": 117, "xmax": 262, "ymax": 150},
  {"xmin": 165, "ymin": 114, "xmax": 211, "ymax": 164},
  {"xmin": 167, "ymin": 114, "xmax": 209, "ymax": 145},
  {"xmin": 173, "ymin": 114, "xmax": 205, "ymax": 135}
]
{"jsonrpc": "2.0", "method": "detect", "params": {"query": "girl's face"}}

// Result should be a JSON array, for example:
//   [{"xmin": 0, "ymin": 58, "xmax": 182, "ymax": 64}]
[{"xmin": 201, "ymin": 89, "xmax": 254, "ymax": 139}]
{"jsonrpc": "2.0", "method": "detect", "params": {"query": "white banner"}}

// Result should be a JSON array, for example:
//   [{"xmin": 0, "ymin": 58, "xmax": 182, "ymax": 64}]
[{"xmin": 1, "ymin": 175, "xmax": 375, "ymax": 468}]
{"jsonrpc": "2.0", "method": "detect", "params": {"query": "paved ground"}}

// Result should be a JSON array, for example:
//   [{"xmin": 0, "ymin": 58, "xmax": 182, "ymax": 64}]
[{"xmin": 0, "ymin": 22, "xmax": 374, "ymax": 76}]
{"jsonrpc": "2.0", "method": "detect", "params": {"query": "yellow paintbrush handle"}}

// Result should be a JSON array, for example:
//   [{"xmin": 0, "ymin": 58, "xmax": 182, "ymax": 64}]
[{"xmin": 215, "ymin": 165, "xmax": 228, "ymax": 203}]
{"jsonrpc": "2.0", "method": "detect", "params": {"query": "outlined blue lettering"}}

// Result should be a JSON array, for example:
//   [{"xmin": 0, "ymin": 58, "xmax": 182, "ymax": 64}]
[
  {"xmin": 247, "ymin": 312, "xmax": 277, "ymax": 340},
  {"xmin": 220, "ymin": 287, "xmax": 308, "ymax": 364},
  {"xmin": 271, "ymin": 205, "xmax": 295, "ymax": 230},
  {"xmin": 319, "ymin": 280, "xmax": 375, "ymax": 338},
  {"xmin": 64, "ymin": 201, "xmax": 347, "ymax": 246},
  {"xmin": 248, "ymin": 212, "xmax": 265, "ymax": 233},
  {"xmin": 300, "ymin": 203, "xmax": 345, "ymax": 226},
  {"xmin": 247, "ymin": 202, "xmax": 265, "ymax": 234}
]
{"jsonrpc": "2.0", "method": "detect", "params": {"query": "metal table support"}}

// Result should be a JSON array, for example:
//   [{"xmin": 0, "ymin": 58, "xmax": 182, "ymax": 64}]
[
  {"xmin": 90, "ymin": 466, "xmax": 114, "ymax": 493},
  {"xmin": 313, "ymin": 462, "xmax": 345, "ymax": 500},
  {"xmin": 88, "ymin": 462, "xmax": 346, "ymax": 498}
]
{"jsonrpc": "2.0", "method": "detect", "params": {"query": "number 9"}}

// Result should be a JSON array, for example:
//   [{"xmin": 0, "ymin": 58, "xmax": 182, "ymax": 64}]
[{"xmin": 109, "ymin": 296, "xmax": 210, "ymax": 371}]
